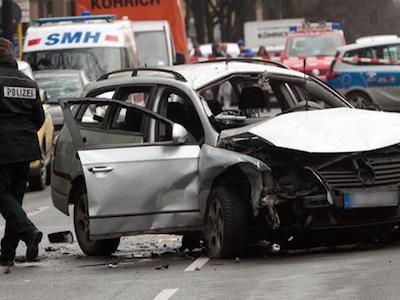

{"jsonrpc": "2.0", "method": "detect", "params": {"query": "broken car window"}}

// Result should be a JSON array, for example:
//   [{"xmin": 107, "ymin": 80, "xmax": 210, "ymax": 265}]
[
  {"xmin": 200, "ymin": 73, "xmax": 348, "ymax": 131},
  {"xmin": 158, "ymin": 90, "xmax": 204, "ymax": 144}
]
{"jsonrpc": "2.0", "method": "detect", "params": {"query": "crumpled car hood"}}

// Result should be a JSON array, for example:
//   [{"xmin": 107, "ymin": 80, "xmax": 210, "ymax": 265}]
[{"xmin": 222, "ymin": 108, "xmax": 400, "ymax": 153}]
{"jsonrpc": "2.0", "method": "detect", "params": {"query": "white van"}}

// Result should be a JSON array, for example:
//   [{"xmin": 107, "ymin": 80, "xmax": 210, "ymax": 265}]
[
  {"xmin": 23, "ymin": 15, "xmax": 139, "ymax": 80},
  {"xmin": 132, "ymin": 21, "xmax": 175, "ymax": 67}
]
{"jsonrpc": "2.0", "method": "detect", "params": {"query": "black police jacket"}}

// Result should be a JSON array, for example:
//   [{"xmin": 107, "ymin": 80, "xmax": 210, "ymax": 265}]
[{"xmin": 0, "ymin": 58, "xmax": 45, "ymax": 165}]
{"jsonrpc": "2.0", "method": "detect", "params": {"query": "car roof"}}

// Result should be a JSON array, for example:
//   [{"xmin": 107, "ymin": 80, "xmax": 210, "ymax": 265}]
[
  {"xmin": 172, "ymin": 61, "xmax": 304, "ymax": 89},
  {"xmin": 91, "ymin": 61, "xmax": 306, "ymax": 92},
  {"xmin": 338, "ymin": 37, "xmax": 400, "ymax": 53}
]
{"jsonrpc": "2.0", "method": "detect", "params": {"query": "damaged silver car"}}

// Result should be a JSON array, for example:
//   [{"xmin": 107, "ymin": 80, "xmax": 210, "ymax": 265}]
[{"xmin": 52, "ymin": 59, "xmax": 400, "ymax": 258}]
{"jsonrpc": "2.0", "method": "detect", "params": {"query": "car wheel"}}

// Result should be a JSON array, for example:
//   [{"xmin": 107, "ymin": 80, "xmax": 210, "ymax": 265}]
[
  {"xmin": 74, "ymin": 188, "xmax": 120, "ymax": 256},
  {"xmin": 346, "ymin": 91, "xmax": 380, "ymax": 110},
  {"xmin": 29, "ymin": 160, "xmax": 46, "ymax": 191},
  {"xmin": 205, "ymin": 185, "xmax": 250, "ymax": 258}
]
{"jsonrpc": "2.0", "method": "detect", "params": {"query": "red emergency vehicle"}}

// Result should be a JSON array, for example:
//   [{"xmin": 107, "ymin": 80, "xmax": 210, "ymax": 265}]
[{"xmin": 281, "ymin": 22, "xmax": 346, "ymax": 82}]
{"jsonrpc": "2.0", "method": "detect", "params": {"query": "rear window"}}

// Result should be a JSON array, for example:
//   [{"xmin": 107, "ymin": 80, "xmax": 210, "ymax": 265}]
[{"xmin": 135, "ymin": 31, "xmax": 170, "ymax": 67}]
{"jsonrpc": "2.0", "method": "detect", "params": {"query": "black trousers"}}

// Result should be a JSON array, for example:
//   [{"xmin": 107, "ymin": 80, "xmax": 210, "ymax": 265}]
[{"xmin": 0, "ymin": 162, "xmax": 37, "ymax": 259}]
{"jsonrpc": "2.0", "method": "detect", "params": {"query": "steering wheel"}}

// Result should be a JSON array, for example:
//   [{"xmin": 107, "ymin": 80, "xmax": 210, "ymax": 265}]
[{"xmin": 278, "ymin": 100, "xmax": 323, "ymax": 115}]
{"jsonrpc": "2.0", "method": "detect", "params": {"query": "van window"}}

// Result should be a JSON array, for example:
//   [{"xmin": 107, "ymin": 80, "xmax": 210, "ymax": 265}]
[
  {"xmin": 24, "ymin": 47, "xmax": 127, "ymax": 80},
  {"xmin": 135, "ymin": 31, "xmax": 170, "ymax": 66}
]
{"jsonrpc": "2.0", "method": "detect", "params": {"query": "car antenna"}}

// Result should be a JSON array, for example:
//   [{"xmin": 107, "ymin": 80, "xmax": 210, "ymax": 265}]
[{"xmin": 303, "ymin": 57, "xmax": 310, "ymax": 110}]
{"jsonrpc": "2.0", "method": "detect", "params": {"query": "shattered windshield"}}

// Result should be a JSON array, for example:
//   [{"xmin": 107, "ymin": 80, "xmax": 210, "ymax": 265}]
[{"xmin": 200, "ymin": 74, "xmax": 349, "ymax": 130}]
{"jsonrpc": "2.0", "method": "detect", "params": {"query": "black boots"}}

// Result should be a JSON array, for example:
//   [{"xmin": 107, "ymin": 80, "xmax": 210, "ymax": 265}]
[
  {"xmin": 21, "ymin": 230, "xmax": 43, "ymax": 262},
  {"xmin": 0, "ymin": 256, "xmax": 14, "ymax": 267}
]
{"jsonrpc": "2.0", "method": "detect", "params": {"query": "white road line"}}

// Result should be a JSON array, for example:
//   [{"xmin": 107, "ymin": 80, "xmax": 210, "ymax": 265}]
[
  {"xmin": 27, "ymin": 206, "xmax": 49, "ymax": 217},
  {"xmin": 184, "ymin": 256, "xmax": 210, "ymax": 272},
  {"xmin": 153, "ymin": 288, "xmax": 179, "ymax": 300}
]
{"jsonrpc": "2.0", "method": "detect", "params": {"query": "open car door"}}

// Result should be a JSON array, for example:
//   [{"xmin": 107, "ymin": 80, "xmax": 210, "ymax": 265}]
[{"xmin": 60, "ymin": 98, "xmax": 202, "ymax": 239}]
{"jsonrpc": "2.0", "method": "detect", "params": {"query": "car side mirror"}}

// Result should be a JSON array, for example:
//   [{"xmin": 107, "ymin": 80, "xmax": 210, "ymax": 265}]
[{"xmin": 172, "ymin": 123, "xmax": 188, "ymax": 144}]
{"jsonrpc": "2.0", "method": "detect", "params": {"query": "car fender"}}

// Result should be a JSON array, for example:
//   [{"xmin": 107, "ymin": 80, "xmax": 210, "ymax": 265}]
[{"xmin": 199, "ymin": 144, "xmax": 271, "ymax": 216}]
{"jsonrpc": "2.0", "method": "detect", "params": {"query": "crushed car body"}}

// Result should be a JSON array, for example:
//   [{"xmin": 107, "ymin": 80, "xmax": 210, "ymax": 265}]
[{"xmin": 51, "ymin": 59, "xmax": 400, "ymax": 258}]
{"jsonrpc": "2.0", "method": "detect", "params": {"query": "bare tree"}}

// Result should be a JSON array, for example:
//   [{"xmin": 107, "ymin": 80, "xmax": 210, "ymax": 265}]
[{"xmin": 185, "ymin": 0, "xmax": 255, "ymax": 43}]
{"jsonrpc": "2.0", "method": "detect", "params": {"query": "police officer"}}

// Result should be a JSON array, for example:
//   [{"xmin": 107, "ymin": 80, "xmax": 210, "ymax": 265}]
[{"xmin": 0, "ymin": 38, "xmax": 45, "ymax": 267}]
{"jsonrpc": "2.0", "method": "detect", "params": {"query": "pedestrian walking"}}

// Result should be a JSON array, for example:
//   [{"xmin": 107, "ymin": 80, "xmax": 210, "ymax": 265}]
[
  {"xmin": 257, "ymin": 46, "xmax": 270, "ymax": 60},
  {"xmin": 192, "ymin": 44, "xmax": 203, "ymax": 57},
  {"xmin": 209, "ymin": 42, "xmax": 225, "ymax": 58},
  {"xmin": 0, "ymin": 38, "xmax": 45, "ymax": 267}
]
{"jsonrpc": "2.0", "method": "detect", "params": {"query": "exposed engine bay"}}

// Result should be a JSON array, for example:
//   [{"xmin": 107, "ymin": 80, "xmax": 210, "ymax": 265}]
[{"xmin": 221, "ymin": 133, "xmax": 400, "ymax": 246}]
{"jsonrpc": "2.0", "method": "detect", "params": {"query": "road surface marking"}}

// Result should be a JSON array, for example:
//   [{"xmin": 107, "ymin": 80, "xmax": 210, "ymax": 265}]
[
  {"xmin": 184, "ymin": 256, "xmax": 210, "ymax": 272},
  {"xmin": 153, "ymin": 288, "xmax": 179, "ymax": 300},
  {"xmin": 27, "ymin": 206, "xmax": 49, "ymax": 217},
  {"xmin": 0, "ymin": 206, "xmax": 49, "ymax": 231}
]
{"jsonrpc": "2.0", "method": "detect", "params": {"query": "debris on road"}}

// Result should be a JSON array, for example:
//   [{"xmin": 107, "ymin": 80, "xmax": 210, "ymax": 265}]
[
  {"xmin": 48, "ymin": 231, "xmax": 74, "ymax": 244},
  {"xmin": 44, "ymin": 246, "xmax": 58, "ymax": 252},
  {"xmin": 107, "ymin": 263, "xmax": 118, "ymax": 269},
  {"xmin": 234, "ymin": 257, "xmax": 240, "ymax": 263},
  {"xmin": 155, "ymin": 264, "xmax": 169, "ymax": 270}
]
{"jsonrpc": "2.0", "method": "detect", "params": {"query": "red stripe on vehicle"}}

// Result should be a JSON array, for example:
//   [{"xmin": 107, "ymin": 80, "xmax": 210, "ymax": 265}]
[
  {"xmin": 27, "ymin": 38, "xmax": 41, "ymax": 46},
  {"xmin": 105, "ymin": 35, "xmax": 118, "ymax": 42}
]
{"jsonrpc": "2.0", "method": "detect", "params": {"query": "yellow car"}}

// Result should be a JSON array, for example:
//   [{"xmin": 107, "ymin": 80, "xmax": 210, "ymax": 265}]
[
  {"xmin": 29, "ymin": 108, "xmax": 54, "ymax": 190},
  {"xmin": 17, "ymin": 61, "xmax": 55, "ymax": 190}
]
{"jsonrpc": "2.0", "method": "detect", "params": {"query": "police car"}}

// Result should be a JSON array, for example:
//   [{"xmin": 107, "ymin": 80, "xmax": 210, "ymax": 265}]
[
  {"xmin": 23, "ymin": 15, "xmax": 139, "ymax": 81},
  {"xmin": 327, "ymin": 36, "xmax": 400, "ymax": 111}
]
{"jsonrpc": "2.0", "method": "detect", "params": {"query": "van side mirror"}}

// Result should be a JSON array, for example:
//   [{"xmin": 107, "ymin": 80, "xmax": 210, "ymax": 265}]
[
  {"xmin": 40, "ymin": 89, "xmax": 48, "ymax": 104},
  {"xmin": 172, "ymin": 123, "xmax": 188, "ymax": 144}
]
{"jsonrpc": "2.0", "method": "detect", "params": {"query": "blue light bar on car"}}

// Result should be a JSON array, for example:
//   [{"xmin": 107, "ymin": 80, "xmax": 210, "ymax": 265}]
[
  {"xmin": 331, "ymin": 23, "xmax": 342, "ymax": 30},
  {"xmin": 289, "ymin": 26, "xmax": 297, "ymax": 32},
  {"xmin": 32, "ymin": 15, "xmax": 116, "ymax": 25}
]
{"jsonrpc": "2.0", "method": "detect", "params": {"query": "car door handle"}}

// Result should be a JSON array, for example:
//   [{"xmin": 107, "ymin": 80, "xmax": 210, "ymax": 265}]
[{"xmin": 88, "ymin": 166, "xmax": 114, "ymax": 173}]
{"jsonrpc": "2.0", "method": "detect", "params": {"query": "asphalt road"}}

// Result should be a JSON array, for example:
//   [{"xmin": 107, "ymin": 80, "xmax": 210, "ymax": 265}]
[{"xmin": 1, "ymin": 188, "xmax": 400, "ymax": 300}]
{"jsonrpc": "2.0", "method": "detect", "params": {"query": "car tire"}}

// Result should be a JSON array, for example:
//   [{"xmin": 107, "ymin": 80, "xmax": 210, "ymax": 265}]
[
  {"xmin": 74, "ymin": 188, "xmax": 120, "ymax": 256},
  {"xmin": 29, "ymin": 161, "xmax": 47, "ymax": 191},
  {"xmin": 346, "ymin": 91, "xmax": 380, "ymax": 110},
  {"xmin": 205, "ymin": 185, "xmax": 250, "ymax": 258}
]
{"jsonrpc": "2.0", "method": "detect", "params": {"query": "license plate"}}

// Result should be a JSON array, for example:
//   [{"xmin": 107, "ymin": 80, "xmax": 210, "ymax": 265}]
[{"xmin": 344, "ymin": 191, "xmax": 399, "ymax": 209}]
